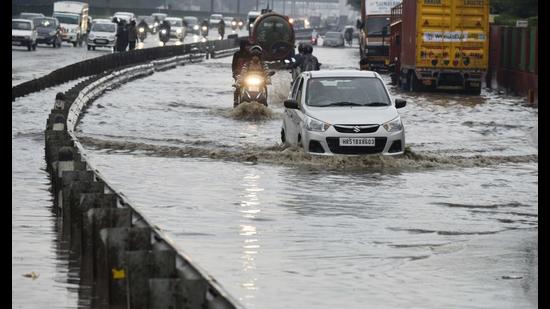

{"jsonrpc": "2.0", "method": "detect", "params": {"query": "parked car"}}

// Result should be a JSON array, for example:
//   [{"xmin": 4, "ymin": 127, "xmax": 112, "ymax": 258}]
[
  {"xmin": 281, "ymin": 70, "xmax": 406, "ymax": 155},
  {"xmin": 184, "ymin": 16, "xmax": 199, "ymax": 34},
  {"xmin": 209, "ymin": 14, "xmax": 223, "ymax": 27},
  {"xmin": 322, "ymin": 31, "xmax": 345, "ymax": 47},
  {"xmin": 18, "ymin": 12, "xmax": 45, "ymax": 20},
  {"xmin": 33, "ymin": 17, "xmax": 62, "ymax": 47},
  {"xmin": 165, "ymin": 17, "xmax": 186, "ymax": 41},
  {"xmin": 86, "ymin": 21, "xmax": 116, "ymax": 51},
  {"xmin": 12, "ymin": 19, "xmax": 37, "ymax": 51}
]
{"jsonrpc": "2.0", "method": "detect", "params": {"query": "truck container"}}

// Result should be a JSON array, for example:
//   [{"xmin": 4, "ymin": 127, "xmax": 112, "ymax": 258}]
[
  {"xmin": 391, "ymin": 0, "xmax": 489, "ymax": 94},
  {"xmin": 53, "ymin": 1, "xmax": 88, "ymax": 47}
]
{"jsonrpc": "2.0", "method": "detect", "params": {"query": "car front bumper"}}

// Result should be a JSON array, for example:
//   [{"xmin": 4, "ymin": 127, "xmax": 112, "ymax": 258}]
[
  {"xmin": 87, "ymin": 38, "xmax": 116, "ymax": 47},
  {"xmin": 36, "ymin": 35, "xmax": 58, "ymax": 44},
  {"xmin": 302, "ymin": 127, "xmax": 405, "ymax": 155},
  {"xmin": 12, "ymin": 37, "xmax": 32, "ymax": 46}
]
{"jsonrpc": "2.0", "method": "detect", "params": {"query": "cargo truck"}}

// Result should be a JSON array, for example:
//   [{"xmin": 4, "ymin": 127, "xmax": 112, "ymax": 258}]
[
  {"xmin": 358, "ymin": 0, "xmax": 402, "ymax": 71},
  {"xmin": 53, "ymin": 1, "xmax": 88, "ymax": 47},
  {"xmin": 390, "ymin": 0, "xmax": 489, "ymax": 94}
]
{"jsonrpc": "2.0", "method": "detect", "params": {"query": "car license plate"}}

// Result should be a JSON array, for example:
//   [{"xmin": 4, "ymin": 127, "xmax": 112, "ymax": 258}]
[
  {"xmin": 339, "ymin": 137, "xmax": 375, "ymax": 146},
  {"xmin": 95, "ymin": 39, "xmax": 108, "ymax": 44}
]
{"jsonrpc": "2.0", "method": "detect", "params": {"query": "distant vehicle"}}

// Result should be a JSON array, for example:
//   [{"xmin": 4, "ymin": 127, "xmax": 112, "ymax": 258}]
[
  {"xmin": 308, "ymin": 15, "xmax": 321, "ymax": 28},
  {"xmin": 113, "ymin": 11, "xmax": 135, "ymax": 23},
  {"xmin": 53, "ymin": 1, "xmax": 89, "ymax": 47},
  {"xmin": 86, "ymin": 21, "xmax": 116, "ymax": 51},
  {"xmin": 18, "ymin": 12, "xmax": 45, "ymax": 20},
  {"xmin": 151, "ymin": 13, "xmax": 167, "ymax": 21},
  {"xmin": 184, "ymin": 16, "xmax": 199, "ymax": 34},
  {"xmin": 209, "ymin": 14, "xmax": 223, "ymax": 27},
  {"xmin": 92, "ymin": 18, "xmax": 111, "ymax": 24},
  {"xmin": 12, "ymin": 19, "xmax": 37, "ymax": 51},
  {"xmin": 33, "ymin": 17, "xmax": 62, "ymax": 48},
  {"xmin": 281, "ymin": 70, "xmax": 406, "ymax": 155},
  {"xmin": 165, "ymin": 17, "xmax": 186, "ymax": 41},
  {"xmin": 223, "ymin": 16, "xmax": 233, "ymax": 27},
  {"xmin": 323, "ymin": 31, "xmax": 345, "ymax": 47},
  {"xmin": 247, "ymin": 10, "xmax": 261, "ymax": 31},
  {"xmin": 150, "ymin": 13, "xmax": 167, "ymax": 33}
]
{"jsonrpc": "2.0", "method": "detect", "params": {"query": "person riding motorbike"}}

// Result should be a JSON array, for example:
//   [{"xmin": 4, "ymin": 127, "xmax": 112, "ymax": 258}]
[
  {"xmin": 300, "ymin": 44, "xmax": 320, "ymax": 72},
  {"xmin": 344, "ymin": 27, "xmax": 353, "ymax": 46},
  {"xmin": 218, "ymin": 19, "xmax": 225, "ymax": 39},
  {"xmin": 235, "ymin": 45, "xmax": 272, "ymax": 106},
  {"xmin": 287, "ymin": 43, "xmax": 307, "ymax": 80},
  {"xmin": 200, "ymin": 19, "xmax": 209, "ymax": 38},
  {"xmin": 232, "ymin": 39, "xmax": 252, "ymax": 106},
  {"xmin": 137, "ymin": 18, "xmax": 148, "ymax": 41},
  {"xmin": 159, "ymin": 19, "xmax": 171, "ymax": 45}
]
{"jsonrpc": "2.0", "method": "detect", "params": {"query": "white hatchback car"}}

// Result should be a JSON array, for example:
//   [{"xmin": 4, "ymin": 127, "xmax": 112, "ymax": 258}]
[
  {"xmin": 281, "ymin": 70, "xmax": 406, "ymax": 155},
  {"xmin": 87, "ymin": 21, "xmax": 117, "ymax": 50}
]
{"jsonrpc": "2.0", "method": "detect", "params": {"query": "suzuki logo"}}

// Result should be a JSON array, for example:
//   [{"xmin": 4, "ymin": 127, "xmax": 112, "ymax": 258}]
[{"xmin": 353, "ymin": 126, "xmax": 361, "ymax": 133}]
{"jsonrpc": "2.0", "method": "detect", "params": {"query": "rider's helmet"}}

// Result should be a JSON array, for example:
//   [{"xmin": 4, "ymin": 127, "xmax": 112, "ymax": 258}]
[
  {"xmin": 304, "ymin": 44, "xmax": 313, "ymax": 54},
  {"xmin": 249, "ymin": 45, "xmax": 263, "ymax": 56}
]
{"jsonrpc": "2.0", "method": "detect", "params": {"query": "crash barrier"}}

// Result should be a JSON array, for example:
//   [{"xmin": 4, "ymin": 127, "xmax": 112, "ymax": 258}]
[
  {"xmin": 44, "ymin": 56, "xmax": 241, "ymax": 308},
  {"xmin": 487, "ymin": 25, "xmax": 538, "ymax": 103},
  {"xmin": 13, "ymin": 37, "xmax": 246, "ymax": 101}
]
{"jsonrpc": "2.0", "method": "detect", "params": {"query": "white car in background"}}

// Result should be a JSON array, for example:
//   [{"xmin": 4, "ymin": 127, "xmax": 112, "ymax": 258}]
[
  {"xmin": 113, "ymin": 11, "xmax": 135, "ymax": 23},
  {"xmin": 165, "ymin": 17, "xmax": 186, "ymax": 41},
  {"xmin": 86, "ymin": 21, "xmax": 116, "ymax": 51},
  {"xmin": 209, "ymin": 13, "xmax": 223, "ymax": 27},
  {"xmin": 12, "ymin": 19, "xmax": 37, "ymax": 51},
  {"xmin": 281, "ymin": 70, "xmax": 406, "ymax": 155}
]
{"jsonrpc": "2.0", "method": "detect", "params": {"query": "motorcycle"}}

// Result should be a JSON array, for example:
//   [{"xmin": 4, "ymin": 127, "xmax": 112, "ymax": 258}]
[
  {"xmin": 237, "ymin": 19, "xmax": 244, "ymax": 30},
  {"xmin": 311, "ymin": 35, "xmax": 318, "ymax": 46},
  {"xmin": 200, "ymin": 24, "xmax": 209, "ymax": 39},
  {"xmin": 235, "ymin": 70, "xmax": 276, "ymax": 107},
  {"xmin": 138, "ymin": 26, "xmax": 147, "ymax": 42},
  {"xmin": 159, "ymin": 28, "xmax": 169, "ymax": 46},
  {"xmin": 231, "ymin": 19, "xmax": 238, "ymax": 31},
  {"xmin": 151, "ymin": 21, "xmax": 159, "ymax": 34}
]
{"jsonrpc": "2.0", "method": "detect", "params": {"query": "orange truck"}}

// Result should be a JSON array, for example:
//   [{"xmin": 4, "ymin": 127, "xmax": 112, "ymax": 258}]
[{"xmin": 390, "ymin": 0, "xmax": 489, "ymax": 94}]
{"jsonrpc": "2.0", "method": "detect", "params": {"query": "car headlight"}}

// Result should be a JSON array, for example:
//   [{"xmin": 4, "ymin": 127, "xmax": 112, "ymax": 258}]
[
  {"xmin": 49, "ymin": 30, "xmax": 57, "ymax": 36},
  {"xmin": 382, "ymin": 117, "xmax": 403, "ymax": 133},
  {"xmin": 238, "ymin": 21, "xmax": 243, "ymax": 26},
  {"xmin": 232, "ymin": 21, "xmax": 237, "ymax": 26},
  {"xmin": 305, "ymin": 115, "xmax": 331, "ymax": 132},
  {"xmin": 88, "ymin": 33, "xmax": 95, "ymax": 39},
  {"xmin": 193, "ymin": 25, "xmax": 199, "ymax": 30},
  {"xmin": 176, "ymin": 28, "xmax": 182, "ymax": 33},
  {"xmin": 245, "ymin": 75, "xmax": 264, "ymax": 86},
  {"xmin": 108, "ymin": 35, "xmax": 115, "ymax": 40},
  {"xmin": 139, "ymin": 27, "xmax": 144, "ymax": 33}
]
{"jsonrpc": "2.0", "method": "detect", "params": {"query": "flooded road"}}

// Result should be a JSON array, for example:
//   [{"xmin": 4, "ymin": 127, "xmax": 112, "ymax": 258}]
[{"xmin": 76, "ymin": 45, "xmax": 538, "ymax": 308}]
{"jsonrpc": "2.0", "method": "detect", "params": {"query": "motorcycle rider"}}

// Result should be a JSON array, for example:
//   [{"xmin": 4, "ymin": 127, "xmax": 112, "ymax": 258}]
[
  {"xmin": 218, "ymin": 19, "xmax": 226, "ymax": 39},
  {"xmin": 128, "ymin": 20, "xmax": 138, "ymax": 50},
  {"xmin": 159, "ymin": 19, "xmax": 171, "ymax": 44},
  {"xmin": 301, "ymin": 44, "xmax": 320, "ymax": 72},
  {"xmin": 137, "ymin": 18, "xmax": 148, "ymax": 35},
  {"xmin": 236, "ymin": 45, "xmax": 271, "ymax": 106},
  {"xmin": 200, "ymin": 19, "xmax": 209, "ymax": 37},
  {"xmin": 287, "ymin": 43, "xmax": 306, "ymax": 80},
  {"xmin": 232, "ymin": 39, "xmax": 251, "ymax": 106}
]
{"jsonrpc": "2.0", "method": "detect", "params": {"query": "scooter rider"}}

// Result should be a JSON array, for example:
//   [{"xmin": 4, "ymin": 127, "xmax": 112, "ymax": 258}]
[
  {"xmin": 232, "ymin": 39, "xmax": 252, "ymax": 106},
  {"xmin": 300, "ymin": 44, "xmax": 320, "ymax": 72}
]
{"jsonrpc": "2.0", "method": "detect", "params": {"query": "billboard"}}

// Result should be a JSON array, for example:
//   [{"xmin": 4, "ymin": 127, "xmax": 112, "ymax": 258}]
[{"xmin": 364, "ymin": 0, "xmax": 402, "ymax": 15}]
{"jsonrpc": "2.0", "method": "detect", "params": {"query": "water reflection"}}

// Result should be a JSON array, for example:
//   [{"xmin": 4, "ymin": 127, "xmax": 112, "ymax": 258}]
[{"xmin": 238, "ymin": 172, "xmax": 263, "ymax": 305}]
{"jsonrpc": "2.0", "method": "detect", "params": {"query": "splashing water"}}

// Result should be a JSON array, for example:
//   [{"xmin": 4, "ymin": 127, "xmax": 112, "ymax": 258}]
[{"xmin": 230, "ymin": 102, "xmax": 274, "ymax": 121}]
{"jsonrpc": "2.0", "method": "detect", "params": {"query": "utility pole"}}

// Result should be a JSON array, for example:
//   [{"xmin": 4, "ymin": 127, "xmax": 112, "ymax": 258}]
[
  {"xmin": 256, "ymin": 0, "xmax": 259, "ymax": 10},
  {"xmin": 210, "ymin": 0, "xmax": 214, "ymax": 15},
  {"xmin": 237, "ymin": 0, "xmax": 240, "ymax": 14}
]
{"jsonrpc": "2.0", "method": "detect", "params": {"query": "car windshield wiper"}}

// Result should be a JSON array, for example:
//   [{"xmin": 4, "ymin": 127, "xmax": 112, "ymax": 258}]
[
  {"xmin": 325, "ymin": 101, "xmax": 364, "ymax": 106},
  {"xmin": 363, "ymin": 102, "xmax": 389, "ymax": 106}
]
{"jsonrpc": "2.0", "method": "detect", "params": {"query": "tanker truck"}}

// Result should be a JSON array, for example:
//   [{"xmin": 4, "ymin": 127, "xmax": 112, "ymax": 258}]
[
  {"xmin": 390, "ymin": 0, "xmax": 489, "ymax": 94},
  {"xmin": 248, "ymin": 11, "xmax": 295, "ymax": 62}
]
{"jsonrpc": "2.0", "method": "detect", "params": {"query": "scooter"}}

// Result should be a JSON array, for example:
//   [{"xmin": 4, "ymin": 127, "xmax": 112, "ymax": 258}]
[
  {"xmin": 235, "ymin": 70, "xmax": 276, "ymax": 107},
  {"xmin": 159, "ymin": 28, "xmax": 169, "ymax": 46},
  {"xmin": 200, "ymin": 25, "xmax": 209, "ymax": 40},
  {"xmin": 138, "ymin": 26, "xmax": 147, "ymax": 42}
]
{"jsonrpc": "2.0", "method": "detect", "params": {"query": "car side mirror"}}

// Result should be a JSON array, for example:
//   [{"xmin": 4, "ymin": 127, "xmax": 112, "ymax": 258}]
[
  {"xmin": 395, "ymin": 98, "xmax": 406, "ymax": 109},
  {"xmin": 284, "ymin": 99, "xmax": 299, "ymax": 109}
]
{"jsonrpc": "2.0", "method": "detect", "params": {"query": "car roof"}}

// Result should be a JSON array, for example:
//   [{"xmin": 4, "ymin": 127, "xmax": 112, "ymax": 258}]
[
  {"xmin": 13, "ymin": 19, "xmax": 33, "ymax": 23},
  {"xmin": 306, "ymin": 70, "xmax": 379, "ymax": 79},
  {"xmin": 165, "ymin": 17, "xmax": 182, "ymax": 20}
]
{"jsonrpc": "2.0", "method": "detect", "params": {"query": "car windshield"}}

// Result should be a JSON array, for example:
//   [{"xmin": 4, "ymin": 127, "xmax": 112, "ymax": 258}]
[
  {"xmin": 13, "ymin": 21, "xmax": 32, "ymax": 30},
  {"xmin": 53, "ymin": 13, "xmax": 78, "ymax": 24},
  {"xmin": 306, "ymin": 77, "xmax": 390, "ymax": 107},
  {"xmin": 33, "ymin": 18, "xmax": 56, "ymax": 28},
  {"xmin": 167, "ymin": 19, "xmax": 182, "ymax": 26},
  {"xmin": 92, "ymin": 23, "xmax": 115, "ymax": 32},
  {"xmin": 184, "ymin": 17, "xmax": 197, "ymax": 25},
  {"xmin": 211, "ymin": 15, "xmax": 222, "ymax": 20},
  {"xmin": 326, "ymin": 32, "xmax": 341, "ymax": 38}
]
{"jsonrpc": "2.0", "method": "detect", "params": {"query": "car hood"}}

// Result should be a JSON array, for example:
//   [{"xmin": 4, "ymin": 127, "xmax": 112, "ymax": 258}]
[
  {"xmin": 305, "ymin": 106, "xmax": 398, "ymax": 125},
  {"xmin": 12, "ymin": 29, "xmax": 32, "ymax": 36},
  {"xmin": 90, "ymin": 31, "xmax": 115, "ymax": 36}
]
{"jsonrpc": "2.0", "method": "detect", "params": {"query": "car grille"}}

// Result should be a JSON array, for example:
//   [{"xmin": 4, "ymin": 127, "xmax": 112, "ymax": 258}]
[
  {"xmin": 326, "ymin": 137, "xmax": 387, "ymax": 154},
  {"xmin": 333, "ymin": 124, "xmax": 379, "ymax": 133}
]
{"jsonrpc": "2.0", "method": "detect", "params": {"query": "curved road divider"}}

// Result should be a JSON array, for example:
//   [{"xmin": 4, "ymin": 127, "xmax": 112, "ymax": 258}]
[
  {"xmin": 13, "ymin": 36, "xmax": 244, "ymax": 101},
  {"xmin": 44, "ymin": 45, "xmax": 242, "ymax": 308}
]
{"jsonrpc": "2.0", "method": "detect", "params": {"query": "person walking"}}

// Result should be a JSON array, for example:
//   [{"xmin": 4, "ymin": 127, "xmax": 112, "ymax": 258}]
[{"xmin": 128, "ymin": 20, "xmax": 138, "ymax": 50}]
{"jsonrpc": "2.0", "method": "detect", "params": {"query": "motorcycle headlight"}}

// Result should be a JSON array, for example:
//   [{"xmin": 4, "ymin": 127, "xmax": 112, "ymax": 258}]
[
  {"xmin": 154, "ymin": 22, "xmax": 159, "ymax": 27},
  {"xmin": 305, "ymin": 115, "xmax": 331, "ymax": 132},
  {"xmin": 176, "ymin": 28, "xmax": 182, "ymax": 33},
  {"xmin": 201, "ymin": 26, "xmax": 207, "ymax": 31},
  {"xmin": 245, "ymin": 75, "xmax": 264, "ymax": 87},
  {"xmin": 193, "ymin": 25, "xmax": 199, "ymax": 30},
  {"xmin": 139, "ymin": 27, "xmax": 144, "ymax": 33},
  {"xmin": 161, "ymin": 29, "xmax": 166, "ymax": 34},
  {"xmin": 382, "ymin": 117, "xmax": 403, "ymax": 133},
  {"xmin": 238, "ymin": 21, "xmax": 243, "ymax": 26},
  {"xmin": 231, "ymin": 21, "xmax": 237, "ymax": 26}
]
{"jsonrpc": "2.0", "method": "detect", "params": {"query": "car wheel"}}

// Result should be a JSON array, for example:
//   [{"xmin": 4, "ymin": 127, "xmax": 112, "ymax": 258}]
[
  {"xmin": 87, "ymin": 45, "xmax": 91, "ymax": 50},
  {"xmin": 27, "ymin": 44, "xmax": 32, "ymax": 51},
  {"xmin": 32, "ymin": 43, "xmax": 36, "ymax": 50}
]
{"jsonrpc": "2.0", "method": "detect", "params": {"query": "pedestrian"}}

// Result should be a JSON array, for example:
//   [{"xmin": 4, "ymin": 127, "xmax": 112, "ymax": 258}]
[
  {"xmin": 121, "ymin": 21, "xmax": 129, "ymax": 51},
  {"xmin": 128, "ymin": 20, "xmax": 138, "ymax": 50},
  {"xmin": 115, "ymin": 19, "xmax": 124, "ymax": 52}
]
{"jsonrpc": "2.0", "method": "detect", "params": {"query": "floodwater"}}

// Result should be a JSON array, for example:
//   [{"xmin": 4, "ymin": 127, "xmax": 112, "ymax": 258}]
[{"xmin": 76, "ymin": 45, "xmax": 538, "ymax": 309}]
